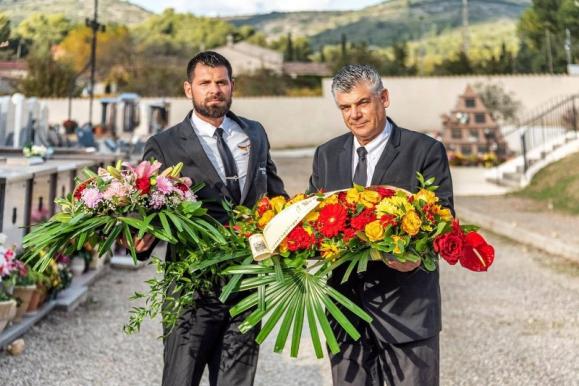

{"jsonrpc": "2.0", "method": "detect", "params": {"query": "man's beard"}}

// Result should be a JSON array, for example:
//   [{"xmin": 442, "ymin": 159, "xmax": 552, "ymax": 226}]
[{"xmin": 193, "ymin": 95, "xmax": 232, "ymax": 119}]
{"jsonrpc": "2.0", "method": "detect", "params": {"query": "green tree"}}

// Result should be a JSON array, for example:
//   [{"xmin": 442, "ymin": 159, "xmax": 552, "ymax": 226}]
[
  {"xmin": 517, "ymin": 0, "xmax": 579, "ymax": 73},
  {"xmin": 474, "ymin": 82, "xmax": 522, "ymax": 123},
  {"xmin": 19, "ymin": 54, "xmax": 78, "ymax": 97},
  {"xmin": 15, "ymin": 13, "xmax": 73, "ymax": 55},
  {"xmin": 0, "ymin": 12, "xmax": 10, "ymax": 42},
  {"xmin": 432, "ymin": 51, "xmax": 473, "ymax": 75}
]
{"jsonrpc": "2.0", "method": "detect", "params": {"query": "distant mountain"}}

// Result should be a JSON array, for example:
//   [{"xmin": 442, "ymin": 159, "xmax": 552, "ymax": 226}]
[
  {"xmin": 0, "ymin": 0, "xmax": 152, "ymax": 25},
  {"xmin": 228, "ymin": 0, "xmax": 531, "ymax": 48}
]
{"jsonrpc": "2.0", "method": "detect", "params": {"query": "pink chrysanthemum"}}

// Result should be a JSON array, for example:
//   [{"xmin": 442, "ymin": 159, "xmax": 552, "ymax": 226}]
[{"xmin": 81, "ymin": 188, "xmax": 103, "ymax": 209}]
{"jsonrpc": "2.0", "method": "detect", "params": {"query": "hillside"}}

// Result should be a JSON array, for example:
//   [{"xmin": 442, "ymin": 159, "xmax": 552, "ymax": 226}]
[
  {"xmin": 0, "ymin": 0, "xmax": 152, "ymax": 25},
  {"xmin": 229, "ymin": 0, "xmax": 531, "ymax": 48}
]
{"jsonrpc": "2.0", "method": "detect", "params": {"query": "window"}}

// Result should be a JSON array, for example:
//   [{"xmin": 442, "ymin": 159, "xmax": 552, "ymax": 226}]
[
  {"xmin": 469, "ymin": 129, "xmax": 479, "ymax": 141},
  {"xmin": 465, "ymin": 98, "xmax": 476, "ymax": 108},
  {"xmin": 461, "ymin": 145, "xmax": 473, "ymax": 155},
  {"xmin": 475, "ymin": 113, "xmax": 486, "ymax": 123},
  {"xmin": 451, "ymin": 128, "xmax": 462, "ymax": 139}
]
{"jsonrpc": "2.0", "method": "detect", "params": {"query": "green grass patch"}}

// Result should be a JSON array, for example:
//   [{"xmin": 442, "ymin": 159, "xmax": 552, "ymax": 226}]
[{"xmin": 513, "ymin": 151, "xmax": 579, "ymax": 215}]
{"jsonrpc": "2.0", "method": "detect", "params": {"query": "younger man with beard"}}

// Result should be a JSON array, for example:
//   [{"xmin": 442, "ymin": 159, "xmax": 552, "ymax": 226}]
[{"xmin": 135, "ymin": 51, "xmax": 286, "ymax": 386}]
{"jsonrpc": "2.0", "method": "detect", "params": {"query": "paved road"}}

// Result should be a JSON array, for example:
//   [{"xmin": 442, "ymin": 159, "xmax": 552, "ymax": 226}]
[
  {"xmin": 1, "ymin": 232, "xmax": 577, "ymax": 386},
  {"xmin": 1, "ymin": 157, "xmax": 578, "ymax": 385}
]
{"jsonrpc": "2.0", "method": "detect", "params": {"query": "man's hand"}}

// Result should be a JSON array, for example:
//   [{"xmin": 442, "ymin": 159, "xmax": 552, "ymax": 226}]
[
  {"xmin": 386, "ymin": 259, "xmax": 421, "ymax": 272},
  {"xmin": 117, "ymin": 233, "xmax": 156, "ymax": 253}
]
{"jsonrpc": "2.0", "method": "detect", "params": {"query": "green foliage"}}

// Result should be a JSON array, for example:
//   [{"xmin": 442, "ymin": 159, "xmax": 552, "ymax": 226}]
[
  {"xmin": 131, "ymin": 8, "xmax": 236, "ymax": 57},
  {"xmin": 19, "ymin": 53, "xmax": 78, "ymax": 97},
  {"xmin": 517, "ymin": 0, "xmax": 579, "ymax": 73},
  {"xmin": 0, "ymin": 12, "xmax": 10, "ymax": 42},
  {"xmin": 15, "ymin": 13, "xmax": 73, "ymax": 55}
]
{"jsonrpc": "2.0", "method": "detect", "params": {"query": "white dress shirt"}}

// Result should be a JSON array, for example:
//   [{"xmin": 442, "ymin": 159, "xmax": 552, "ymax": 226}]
[
  {"xmin": 191, "ymin": 111, "xmax": 251, "ymax": 193},
  {"xmin": 352, "ymin": 120, "xmax": 392, "ymax": 186}
]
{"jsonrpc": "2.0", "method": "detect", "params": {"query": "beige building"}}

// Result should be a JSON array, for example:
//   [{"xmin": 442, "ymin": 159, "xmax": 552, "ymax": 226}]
[{"xmin": 213, "ymin": 37, "xmax": 284, "ymax": 75}]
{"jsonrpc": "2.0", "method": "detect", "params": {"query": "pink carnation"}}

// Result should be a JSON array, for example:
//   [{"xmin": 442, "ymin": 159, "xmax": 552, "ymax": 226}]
[
  {"xmin": 102, "ymin": 181, "xmax": 130, "ymax": 201},
  {"xmin": 155, "ymin": 176, "xmax": 173, "ymax": 195},
  {"xmin": 81, "ymin": 188, "xmax": 103, "ymax": 209}
]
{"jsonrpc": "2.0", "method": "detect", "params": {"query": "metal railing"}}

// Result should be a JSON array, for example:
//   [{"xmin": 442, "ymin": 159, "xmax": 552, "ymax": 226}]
[{"xmin": 518, "ymin": 94, "xmax": 579, "ymax": 172}]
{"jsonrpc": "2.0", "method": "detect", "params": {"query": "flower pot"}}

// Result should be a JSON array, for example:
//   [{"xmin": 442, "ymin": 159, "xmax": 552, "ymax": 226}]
[
  {"xmin": 0, "ymin": 299, "xmax": 17, "ymax": 333},
  {"xmin": 13, "ymin": 285, "xmax": 36, "ymax": 320},
  {"xmin": 70, "ymin": 258, "xmax": 86, "ymax": 277},
  {"xmin": 27, "ymin": 284, "xmax": 48, "ymax": 312}
]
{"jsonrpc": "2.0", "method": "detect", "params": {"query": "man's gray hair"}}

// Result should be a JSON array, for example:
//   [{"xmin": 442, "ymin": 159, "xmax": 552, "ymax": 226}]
[{"xmin": 331, "ymin": 64, "xmax": 384, "ymax": 97}]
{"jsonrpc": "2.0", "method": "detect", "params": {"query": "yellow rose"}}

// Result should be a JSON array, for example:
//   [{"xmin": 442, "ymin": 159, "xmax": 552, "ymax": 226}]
[
  {"xmin": 360, "ymin": 190, "xmax": 381, "ymax": 208},
  {"xmin": 401, "ymin": 210, "xmax": 422, "ymax": 236},
  {"xmin": 365, "ymin": 220, "xmax": 385, "ymax": 242},
  {"xmin": 436, "ymin": 207, "xmax": 453, "ymax": 222},
  {"xmin": 258, "ymin": 210, "xmax": 275, "ymax": 229},
  {"xmin": 391, "ymin": 235, "xmax": 404, "ymax": 254},
  {"xmin": 320, "ymin": 241, "xmax": 341, "ymax": 261},
  {"xmin": 414, "ymin": 189, "xmax": 438, "ymax": 205},
  {"xmin": 287, "ymin": 193, "xmax": 306, "ymax": 206},
  {"xmin": 270, "ymin": 196, "xmax": 287, "ymax": 213},
  {"xmin": 319, "ymin": 194, "xmax": 339, "ymax": 208},
  {"xmin": 304, "ymin": 210, "xmax": 319, "ymax": 223},
  {"xmin": 346, "ymin": 188, "xmax": 360, "ymax": 205}
]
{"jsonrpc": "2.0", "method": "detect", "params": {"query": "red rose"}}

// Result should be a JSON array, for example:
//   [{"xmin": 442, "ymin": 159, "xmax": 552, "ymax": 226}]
[
  {"xmin": 286, "ymin": 226, "xmax": 315, "ymax": 252},
  {"xmin": 374, "ymin": 187, "xmax": 396, "ymax": 198},
  {"xmin": 317, "ymin": 204, "xmax": 347, "ymax": 238},
  {"xmin": 434, "ymin": 232, "xmax": 464, "ymax": 265},
  {"xmin": 136, "ymin": 177, "xmax": 151, "ymax": 195},
  {"xmin": 460, "ymin": 232, "xmax": 495, "ymax": 272},
  {"xmin": 350, "ymin": 209, "xmax": 376, "ymax": 231},
  {"xmin": 379, "ymin": 214, "xmax": 397, "ymax": 227}
]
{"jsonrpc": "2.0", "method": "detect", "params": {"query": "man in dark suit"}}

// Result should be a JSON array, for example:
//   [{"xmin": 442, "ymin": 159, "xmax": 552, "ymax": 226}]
[
  {"xmin": 309, "ymin": 64, "xmax": 454, "ymax": 386},
  {"xmin": 135, "ymin": 51, "xmax": 286, "ymax": 386}
]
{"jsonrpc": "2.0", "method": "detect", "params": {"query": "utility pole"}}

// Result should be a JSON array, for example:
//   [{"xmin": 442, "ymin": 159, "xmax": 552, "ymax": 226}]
[
  {"xmin": 565, "ymin": 28, "xmax": 572, "ymax": 67},
  {"xmin": 86, "ymin": 0, "xmax": 105, "ymax": 125},
  {"xmin": 462, "ymin": 0, "xmax": 469, "ymax": 54},
  {"xmin": 545, "ymin": 29, "xmax": 554, "ymax": 74}
]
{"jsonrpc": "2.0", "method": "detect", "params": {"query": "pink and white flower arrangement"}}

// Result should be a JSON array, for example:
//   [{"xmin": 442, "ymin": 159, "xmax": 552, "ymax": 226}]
[{"xmin": 23, "ymin": 159, "xmax": 225, "ymax": 270}]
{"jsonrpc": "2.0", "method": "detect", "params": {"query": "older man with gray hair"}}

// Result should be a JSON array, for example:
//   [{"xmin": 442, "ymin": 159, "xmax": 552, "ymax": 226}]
[{"xmin": 308, "ymin": 64, "xmax": 454, "ymax": 386}]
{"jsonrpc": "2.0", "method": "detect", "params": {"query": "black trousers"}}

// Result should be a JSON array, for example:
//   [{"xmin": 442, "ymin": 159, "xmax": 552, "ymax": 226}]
[
  {"xmin": 329, "ymin": 332, "xmax": 439, "ymax": 386},
  {"xmin": 161, "ymin": 293, "xmax": 259, "ymax": 386}
]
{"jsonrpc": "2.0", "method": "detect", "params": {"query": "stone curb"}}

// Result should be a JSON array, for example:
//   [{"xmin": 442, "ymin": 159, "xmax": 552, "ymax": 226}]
[{"xmin": 456, "ymin": 205, "xmax": 579, "ymax": 264}]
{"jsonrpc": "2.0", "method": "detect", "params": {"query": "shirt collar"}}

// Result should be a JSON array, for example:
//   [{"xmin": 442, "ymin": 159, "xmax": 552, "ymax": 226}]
[
  {"xmin": 191, "ymin": 110, "xmax": 234, "ymax": 137},
  {"xmin": 353, "ymin": 119, "xmax": 392, "ymax": 153}
]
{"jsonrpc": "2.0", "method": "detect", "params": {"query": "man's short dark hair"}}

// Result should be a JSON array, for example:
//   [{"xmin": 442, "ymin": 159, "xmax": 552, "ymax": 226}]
[{"xmin": 186, "ymin": 51, "xmax": 233, "ymax": 82}]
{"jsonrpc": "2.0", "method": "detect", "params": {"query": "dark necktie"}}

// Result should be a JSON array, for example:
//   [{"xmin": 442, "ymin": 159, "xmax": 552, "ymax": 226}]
[
  {"xmin": 353, "ymin": 146, "xmax": 368, "ymax": 187},
  {"xmin": 214, "ymin": 127, "xmax": 241, "ymax": 203}
]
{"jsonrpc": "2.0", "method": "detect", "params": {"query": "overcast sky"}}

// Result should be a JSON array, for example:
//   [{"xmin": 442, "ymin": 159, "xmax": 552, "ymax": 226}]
[{"xmin": 131, "ymin": 0, "xmax": 384, "ymax": 16}]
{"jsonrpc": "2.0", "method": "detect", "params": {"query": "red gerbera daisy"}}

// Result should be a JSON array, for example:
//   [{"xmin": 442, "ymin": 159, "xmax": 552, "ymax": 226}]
[{"xmin": 317, "ymin": 203, "xmax": 347, "ymax": 238}]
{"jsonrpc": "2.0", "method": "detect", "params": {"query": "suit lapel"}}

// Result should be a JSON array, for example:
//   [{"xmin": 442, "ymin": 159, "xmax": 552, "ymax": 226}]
[
  {"xmin": 335, "ymin": 134, "xmax": 354, "ymax": 189},
  {"xmin": 177, "ymin": 112, "xmax": 231, "ymax": 198},
  {"xmin": 228, "ymin": 111, "xmax": 258, "ymax": 204},
  {"xmin": 371, "ymin": 119, "xmax": 401, "ymax": 185}
]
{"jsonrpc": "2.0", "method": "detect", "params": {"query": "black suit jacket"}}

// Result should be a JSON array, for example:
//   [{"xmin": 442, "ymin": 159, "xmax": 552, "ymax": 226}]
[
  {"xmin": 141, "ymin": 110, "xmax": 286, "ymax": 261},
  {"xmin": 308, "ymin": 117, "xmax": 454, "ymax": 344}
]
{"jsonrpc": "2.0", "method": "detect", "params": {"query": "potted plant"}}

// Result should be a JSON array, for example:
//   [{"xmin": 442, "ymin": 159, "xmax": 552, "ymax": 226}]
[
  {"xmin": 26, "ymin": 269, "xmax": 49, "ymax": 312},
  {"xmin": 0, "ymin": 244, "xmax": 17, "ymax": 333},
  {"xmin": 12, "ymin": 260, "xmax": 37, "ymax": 320}
]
